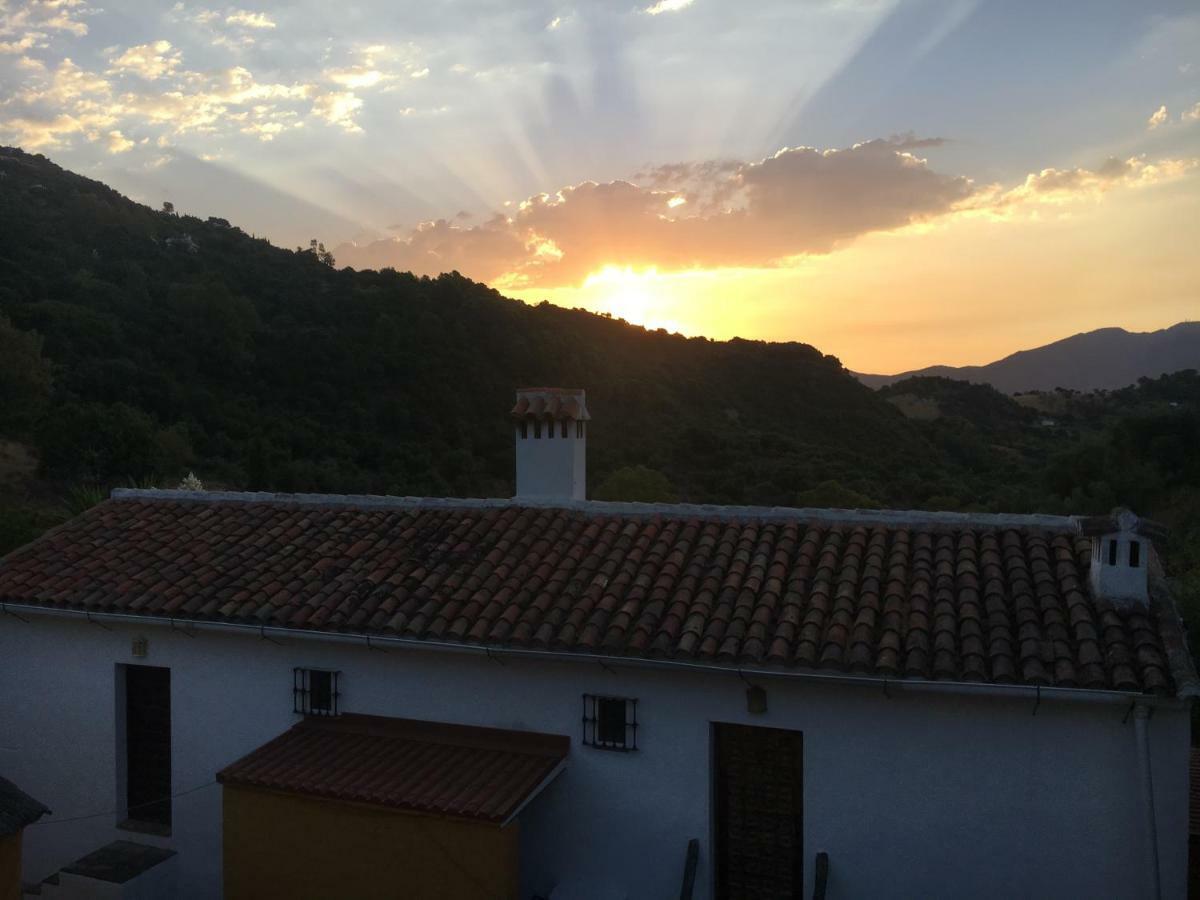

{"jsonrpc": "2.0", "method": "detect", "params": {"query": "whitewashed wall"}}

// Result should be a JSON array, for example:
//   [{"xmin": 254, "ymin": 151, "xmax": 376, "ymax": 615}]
[{"xmin": 0, "ymin": 614, "xmax": 1189, "ymax": 900}]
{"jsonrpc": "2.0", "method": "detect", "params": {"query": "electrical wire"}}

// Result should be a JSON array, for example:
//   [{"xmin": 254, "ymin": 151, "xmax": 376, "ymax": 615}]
[{"xmin": 27, "ymin": 779, "xmax": 217, "ymax": 827}]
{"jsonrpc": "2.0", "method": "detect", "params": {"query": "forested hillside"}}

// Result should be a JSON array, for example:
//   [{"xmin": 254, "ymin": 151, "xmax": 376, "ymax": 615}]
[
  {"xmin": 0, "ymin": 147, "xmax": 947, "ymax": 517},
  {"xmin": 1, "ymin": 145, "xmax": 1197, "ymax": 666}
]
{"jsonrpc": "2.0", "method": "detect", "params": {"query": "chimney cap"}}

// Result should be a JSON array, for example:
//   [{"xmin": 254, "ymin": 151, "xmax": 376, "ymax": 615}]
[
  {"xmin": 1076, "ymin": 507, "xmax": 1169, "ymax": 540},
  {"xmin": 512, "ymin": 387, "xmax": 590, "ymax": 422}
]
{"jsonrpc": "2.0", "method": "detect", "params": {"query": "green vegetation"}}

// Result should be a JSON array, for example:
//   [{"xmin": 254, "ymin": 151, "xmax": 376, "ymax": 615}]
[{"xmin": 0, "ymin": 146, "xmax": 1197, "ymax": 679}]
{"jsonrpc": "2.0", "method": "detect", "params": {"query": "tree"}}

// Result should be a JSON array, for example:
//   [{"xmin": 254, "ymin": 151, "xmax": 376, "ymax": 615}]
[
  {"xmin": 0, "ymin": 316, "xmax": 52, "ymax": 435},
  {"xmin": 161, "ymin": 201, "xmax": 175, "ymax": 215},
  {"xmin": 794, "ymin": 480, "xmax": 878, "ymax": 509},
  {"xmin": 308, "ymin": 238, "xmax": 335, "ymax": 267},
  {"xmin": 0, "ymin": 506, "xmax": 37, "ymax": 557},
  {"xmin": 594, "ymin": 465, "xmax": 678, "ymax": 503},
  {"xmin": 36, "ymin": 402, "xmax": 163, "ymax": 482}
]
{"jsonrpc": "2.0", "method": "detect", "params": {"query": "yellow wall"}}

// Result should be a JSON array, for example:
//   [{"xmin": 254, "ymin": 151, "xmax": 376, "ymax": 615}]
[
  {"xmin": 223, "ymin": 785, "xmax": 519, "ymax": 900},
  {"xmin": 0, "ymin": 831, "xmax": 23, "ymax": 900}
]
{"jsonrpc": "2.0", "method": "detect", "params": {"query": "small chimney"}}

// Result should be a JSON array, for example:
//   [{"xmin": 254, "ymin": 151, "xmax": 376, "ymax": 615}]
[
  {"xmin": 1082, "ymin": 508, "xmax": 1157, "ymax": 606},
  {"xmin": 512, "ymin": 388, "xmax": 589, "ymax": 501}
]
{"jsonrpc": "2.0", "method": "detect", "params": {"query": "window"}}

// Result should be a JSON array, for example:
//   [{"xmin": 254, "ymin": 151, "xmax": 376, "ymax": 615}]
[
  {"xmin": 1129, "ymin": 540, "xmax": 1141, "ymax": 568},
  {"xmin": 1108, "ymin": 539, "xmax": 1118, "ymax": 566},
  {"xmin": 545, "ymin": 417, "xmax": 554, "ymax": 439},
  {"xmin": 119, "ymin": 664, "xmax": 171, "ymax": 833},
  {"xmin": 519, "ymin": 421, "xmax": 528, "ymax": 439},
  {"xmin": 533, "ymin": 420, "xmax": 542, "ymax": 439},
  {"xmin": 561, "ymin": 421, "xmax": 569, "ymax": 439},
  {"xmin": 294, "ymin": 668, "xmax": 340, "ymax": 716},
  {"xmin": 576, "ymin": 421, "xmax": 584, "ymax": 438},
  {"xmin": 583, "ymin": 694, "xmax": 637, "ymax": 751}
]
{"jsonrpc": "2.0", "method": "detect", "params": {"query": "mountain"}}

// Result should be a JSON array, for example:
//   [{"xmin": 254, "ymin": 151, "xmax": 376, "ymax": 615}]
[
  {"xmin": 856, "ymin": 323, "xmax": 1200, "ymax": 393},
  {"xmin": 0, "ymin": 146, "xmax": 948, "ymax": 514}
]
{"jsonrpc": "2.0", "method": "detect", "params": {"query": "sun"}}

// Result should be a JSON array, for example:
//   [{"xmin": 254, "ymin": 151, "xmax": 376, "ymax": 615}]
[
  {"xmin": 584, "ymin": 265, "xmax": 656, "ymax": 325},
  {"xmin": 580, "ymin": 265, "xmax": 688, "ymax": 334}
]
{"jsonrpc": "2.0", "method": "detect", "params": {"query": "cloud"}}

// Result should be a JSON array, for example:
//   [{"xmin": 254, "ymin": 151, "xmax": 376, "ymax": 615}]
[
  {"xmin": 887, "ymin": 131, "xmax": 950, "ymax": 149},
  {"xmin": 336, "ymin": 139, "xmax": 974, "ymax": 286},
  {"xmin": 321, "ymin": 44, "xmax": 422, "ymax": 94},
  {"xmin": 1147, "ymin": 105, "xmax": 1168, "ymax": 130},
  {"xmin": 311, "ymin": 91, "xmax": 363, "ymax": 132},
  {"xmin": 645, "ymin": 0, "xmax": 695, "ymax": 14},
  {"xmin": 0, "ymin": 32, "xmax": 45, "ymax": 54},
  {"xmin": 1183, "ymin": 102, "xmax": 1200, "ymax": 123},
  {"xmin": 335, "ymin": 141, "xmax": 1200, "ymax": 288},
  {"xmin": 166, "ymin": 5, "xmax": 271, "ymax": 49},
  {"xmin": 327, "ymin": 66, "xmax": 387, "ymax": 88},
  {"xmin": 225, "ymin": 10, "xmax": 276, "ymax": 29},
  {"xmin": 0, "ymin": 0, "xmax": 91, "ymax": 51},
  {"xmin": 988, "ymin": 155, "xmax": 1198, "ymax": 207},
  {"xmin": 108, "ymin": 40, "xmax": 182, "ymax": 80},
  {"xmin": 0, "ymin": 55, "xmax": 316, "ymax": 149},
  {"xmin": 106, "ymin": 129, "xmax": 134, "ymax": 153},
  {"xmin": 547, "ymin": 16, "xmax": 562, "ymax": 30}
]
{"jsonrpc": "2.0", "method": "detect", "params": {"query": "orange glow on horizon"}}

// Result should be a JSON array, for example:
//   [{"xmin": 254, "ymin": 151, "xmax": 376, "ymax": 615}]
[{"xmin": 506, "ymin": 176, "xmax": 1200, "ymax": 374}]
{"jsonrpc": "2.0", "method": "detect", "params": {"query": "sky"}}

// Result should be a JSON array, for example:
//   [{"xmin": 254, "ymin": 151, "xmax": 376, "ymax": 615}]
[{"xmin": 1, "ymin": 0, "xmax": 1198, "ymax": 373}]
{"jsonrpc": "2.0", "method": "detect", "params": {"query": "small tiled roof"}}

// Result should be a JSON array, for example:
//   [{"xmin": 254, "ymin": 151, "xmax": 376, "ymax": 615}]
[
  {"xmin": 0, "ymin": 775, "xmax": 50, "ymax": 836},
  {"xmin": 217, "ymin": 715, "xmax": 568, "ymax": 823},
  {"xmin": 0, "ymin": 492, "xmax": 1190, "ymax": 695},
  {"xmin": 511, "ymin": 387, "xmax": 589, "ymax": 421}
]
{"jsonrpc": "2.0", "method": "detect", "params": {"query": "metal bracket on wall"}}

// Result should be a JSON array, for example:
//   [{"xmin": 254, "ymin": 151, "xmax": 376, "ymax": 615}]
[
  {"xmin": 1031, "ymin": 684, "xmax": 1041, "ymax": 716},
  {"xmin": 257, "ymin": 625, "xmax": 283, "ymax": 645},
  {"xmin": 486, "ymin": 647, "xmax": 507, "ymax": 666},
  {"xmin": 0, "ymin": 603, "xmax": 29, "ymax": 623},
  {"xmin": 365, "ymin": 634, "xmax": 387, "ymax": 653},
  {"xmin": 86, "ymin": 611, "xmax": 113, "ymax": 631},
  {"xmin": 169, "ymin": 619, "xmax": 196, "ymax": 638}
]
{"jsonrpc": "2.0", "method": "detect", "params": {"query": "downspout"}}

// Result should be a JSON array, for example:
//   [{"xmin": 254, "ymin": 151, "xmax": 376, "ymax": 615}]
[{"xmin": 1133, "ymin": 702, "xmax": 1161, "ymax": 900}]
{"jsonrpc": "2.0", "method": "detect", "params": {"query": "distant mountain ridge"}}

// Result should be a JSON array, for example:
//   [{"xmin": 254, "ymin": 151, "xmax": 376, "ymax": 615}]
[{"xmin": 856, "ymin": 323, "xmax": 1200, "ymax": 393}]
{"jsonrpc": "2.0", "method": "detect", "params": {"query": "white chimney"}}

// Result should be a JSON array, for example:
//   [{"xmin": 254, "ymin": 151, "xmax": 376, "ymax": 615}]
[
  {"xmin": 512, "ymin": 387, "xmax": 589, "ymax": 501},
  {"xmin": 1083, "ymin": 508, "xmax": 1155, "ymax": 606}
]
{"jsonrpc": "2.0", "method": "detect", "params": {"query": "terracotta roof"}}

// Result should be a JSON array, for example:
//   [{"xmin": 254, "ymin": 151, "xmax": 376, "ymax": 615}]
[
  {"xmin": 217, "ymin": 715, "xmax": 568, "ymax": 823},
  {"xmin": 0, "ymin": 492, "xmax": 1188, "ymax": 695},
  {"xmin": 511, "ymin": 387, "xmax": 589, "ymax": 421},
  {"xmin": 0, "ymin": 774, "xmax": 50, "ymax": 836}
]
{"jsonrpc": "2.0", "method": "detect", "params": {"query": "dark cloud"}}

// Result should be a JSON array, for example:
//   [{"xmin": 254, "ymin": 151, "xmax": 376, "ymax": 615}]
[
  {"xmin": 886, "ymin": 131, "xmax": 951, "ymax": 149},
  {"xmin": 335, "ymin": 138, "xmax": 975, "ymax": 286}
]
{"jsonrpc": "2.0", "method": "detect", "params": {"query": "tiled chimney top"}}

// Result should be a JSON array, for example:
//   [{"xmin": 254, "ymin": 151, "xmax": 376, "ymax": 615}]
[
  {"xmin": 511, "ymin": 387, "xmax": 590, "ymax": 422},
  {"xmin": 1083, "ymin": 507, "xmax": 1160, "ymax": 606}
]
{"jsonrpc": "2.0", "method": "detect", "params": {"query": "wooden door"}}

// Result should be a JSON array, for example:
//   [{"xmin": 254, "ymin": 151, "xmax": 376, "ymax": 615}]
[{"xmin": 714, "ymin": 723, "xmax": 804, "ymax": 900}]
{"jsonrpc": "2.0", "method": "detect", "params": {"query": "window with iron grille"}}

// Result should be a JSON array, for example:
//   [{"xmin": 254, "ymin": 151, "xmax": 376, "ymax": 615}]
[
  {"xmin": 583, "ymin": 694, "xmax": 637, "ymax": 751},
  {"xmin": 294, "ymin": 668, "xmax": 340, "ymax": 716}
]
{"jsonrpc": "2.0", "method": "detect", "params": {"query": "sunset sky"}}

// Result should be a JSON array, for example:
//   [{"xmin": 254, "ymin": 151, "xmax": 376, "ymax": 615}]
[{"xmin": 2, "ymin": 0, "xmax": 1198, "ymax": 372}]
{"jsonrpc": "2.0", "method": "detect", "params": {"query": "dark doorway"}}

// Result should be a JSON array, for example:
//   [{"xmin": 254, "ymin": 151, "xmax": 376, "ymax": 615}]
[
  {"xmin": 123, "ymin": 665, "xmax": 172, "ymax": 831},
  {"xmin": 714, "ymin": 723, "xmax": 804, "ymax": 900}
]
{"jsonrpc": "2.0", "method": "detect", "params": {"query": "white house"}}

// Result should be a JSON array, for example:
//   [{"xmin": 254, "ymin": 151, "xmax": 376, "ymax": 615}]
[{"xmin": 0, "ymin": 387, "xmax": 1195, "ymax": 900}]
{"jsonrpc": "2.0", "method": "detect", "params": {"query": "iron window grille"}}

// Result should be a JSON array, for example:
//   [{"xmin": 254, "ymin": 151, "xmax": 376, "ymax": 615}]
[
  {"xmin": 294, "ymin": 668, "xmax": 340, "ymax": 717},
  {"xmin": 583, "ymin": 694, "xmax": 638, "ymax": 751}
]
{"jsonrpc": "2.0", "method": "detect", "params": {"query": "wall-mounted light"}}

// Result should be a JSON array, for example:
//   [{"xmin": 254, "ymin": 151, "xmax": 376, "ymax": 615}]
[
  {"xmin": 746, "ymin": 684, "xmax": 767, "ymax": 714},
  {"xmin": 132, "ymin": 636, "xmax": 148, "ymax": 658}
]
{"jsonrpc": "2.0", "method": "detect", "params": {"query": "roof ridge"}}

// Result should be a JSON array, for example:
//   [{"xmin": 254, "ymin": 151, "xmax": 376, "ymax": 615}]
[{"xmin": 109, "ymin": 488, "xmax": 1081, "ymax": 531}]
